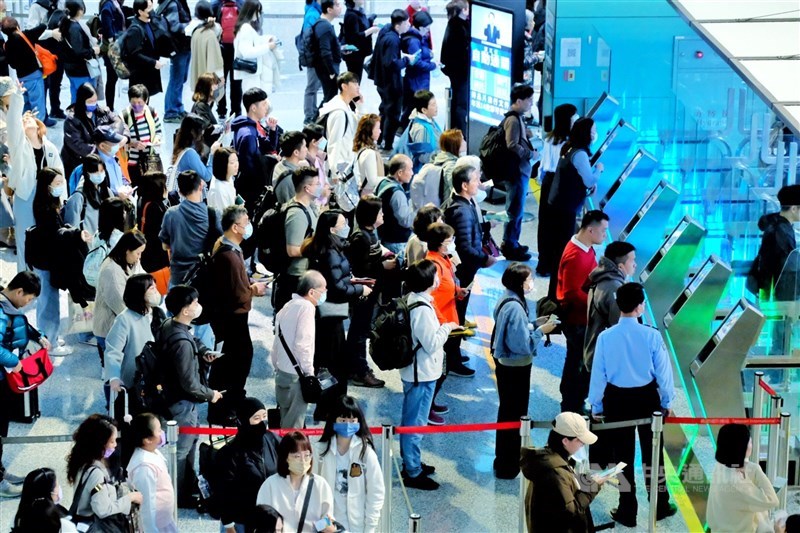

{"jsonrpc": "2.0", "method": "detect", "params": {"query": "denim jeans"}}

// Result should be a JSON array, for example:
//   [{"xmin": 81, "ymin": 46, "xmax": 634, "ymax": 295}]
[
  {"xmin": 34, "ymin": 268, "xmax": 60, "ymax": 344},
  {"xmin": 68, "ymin": 75, "xmax": 95, "ymax": 104},
  {"xmin": 168, "ymin": 399, "xmax": 199, "ymax": 500},
  {"xmin": 384, "ymin": 242, "xmax": 407, "ymax": 266},
  {"xmin": 165, "ymin": 50, "xmax": 190, "ymax": 117},
  {"xmin": 18, "ymin": 70, "xmax": 46, "ymax": 117},
  {"xmin": 502, "ymin": 174, "xmax": 528, "ymax": 248},
  {"xmin": 400, "ymin": 379, "xmax": 436, "ymax": 478},
  {"xmin": 193, "ymin": 323, "xmax": 215, "ymax": 351},
  {"xmin": 304, "ymin": 67, "xmax": 322, "ymax": 123}
]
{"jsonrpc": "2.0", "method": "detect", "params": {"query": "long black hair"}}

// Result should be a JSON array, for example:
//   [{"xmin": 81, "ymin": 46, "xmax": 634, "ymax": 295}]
[
  {"xmin": 546, "ymin": 103, "xmax": 577, "ymax": 145},
  {"xmin": 560, "ymin": 117, "xmax": 595, "ymax": 157},
  {"xmin": 173, "ymin": 114, "xmax": 206, "ymax": 163},
  {"xmin": 302, "ymin": 209, "xmax": 345, "ymax": 258},
  {"xmin": 66, "ymin": 414, "xmax": 117, "ymax": 484},
  {"xmin": 107, "ymin": 230, "xmax": 147, "ymax": 273},
  {"xmin": 80, "ymin": 154, "xmax": 111, "ymax": 210},
  {"xmin": 12, "ymin": 468, "xmax": 61, "ymax": 533},
  {"xmin": 318, "ymin": 396, "xmax": 374, "ymax": 461},
  {"xmin": 32, "ymin": 168, "xmax": 64, "ymax": 224},
  {"xmin": 72, "ymin": 82, "xmax": 98, "ymax": 133},
  {"xmin": 235, "ymin": 0, "xmax": 262, "ymax": 35},
  {"xmin": 97, "ymin": 197, "xmax": 128, "ymax": 242}
]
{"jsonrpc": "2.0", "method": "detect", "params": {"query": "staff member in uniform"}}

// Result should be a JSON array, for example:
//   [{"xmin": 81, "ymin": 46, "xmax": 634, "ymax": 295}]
[{"xmin": 588, "ymin": 282, "xmax": 677, "ymax": 528}]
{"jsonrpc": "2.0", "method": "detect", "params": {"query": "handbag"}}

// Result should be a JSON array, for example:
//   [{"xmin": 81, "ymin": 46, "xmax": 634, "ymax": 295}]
[
  {"xmin": 481, "ymin": 221, "xmax": 501, "ymax": 258},
  {"xmin": 277, "ymin": 327, "xmax": 337, "ymax": 404},
  {"xmin": 4, "ymin": 347, "xmax": 53, "ymax": 393},
  {"xmin": 317, "ymin": 300, "xmax": 349, "ymax": 319},
  {"xmin": 233, "ymin": 57, "xmax": 258, "ymax": 74},
  {"xmin": 18, "ymin": 31, "xmax": 57, "ymax": 77},
  {"xmin": 87, "ymin": 57, "xmax": 103, "ymax": 78},
  {"xmin": 67, "ymin": 296, "xmax": 94, "ymax": 334},
  {"xmin": 142, "ymin": 148, "xmax": 164, "ymax": 174},
  {"xmin": 70, "ymin": 466, "xmax": 138, "ymax": 533}
]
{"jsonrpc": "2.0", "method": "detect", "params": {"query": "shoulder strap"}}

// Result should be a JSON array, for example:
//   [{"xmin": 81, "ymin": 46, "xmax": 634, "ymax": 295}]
[
  {"xmin": 288, "ymin": 203, "xmax": 313, "ymax": 238},
  {"xmin": 68, "ymin": 465, "xmax": 99, "ymax": 517},
  {"xmin": 297, "ymin": 474, "xmax": 315, "ymax": 532},
  {"xmin": 141, "ymin": 201, "xmax": 152, "ymax": 233},
  {"xmin": 277, "ymin": 325, "xmax": 307, "ymax": 378},
  {"xmin": 275, "ymin": 169, "xmax": 293, "ymax": 188},
  {"xmin": 490, "ymin": 297, "xmax": 525, "ymax": 355},
  {"xmin": 406, "ymin": 299, "xmax": 431, "ymax": 386}
]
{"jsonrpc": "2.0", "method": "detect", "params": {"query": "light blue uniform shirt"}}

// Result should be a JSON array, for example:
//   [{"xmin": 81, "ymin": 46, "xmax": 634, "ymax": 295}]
[
  {"xmin": 588, "ymin": 316, "xmax": 675, "ymax": 415},
  {"xmin": 98, "ymin": 150, "xmax": 126, "ymax": 194}
]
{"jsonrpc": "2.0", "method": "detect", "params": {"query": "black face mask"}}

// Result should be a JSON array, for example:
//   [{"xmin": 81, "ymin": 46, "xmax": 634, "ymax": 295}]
[{"xmin": 238, "ymin": 421, "xmax": 267, "ymax": 445}]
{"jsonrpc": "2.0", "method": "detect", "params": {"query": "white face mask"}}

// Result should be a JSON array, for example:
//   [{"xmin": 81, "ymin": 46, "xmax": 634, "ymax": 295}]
[
  {"xmin": 317, "ymin": 137, "xmax": 328, "ymax": 151},
  {"xmin": 145, "ymin": 290, "xmax": 161, "ymax": 307},
  {"xmin": 475, "ymin": 188, "xmax": 487, "ymax": 204},
  {"xmin": 590, "ymin": 131, "xmax": 598, "ymax": 143},
  {"xmin": 446, "ymin": 241, "xmax": 457, "ymax": 255},
  {"xmin": 190, "ymin": 303, "xmax": 203, "ymax": 319},
  {"xmin": 335, "ymin": 224, "xmax": 350, "ymax": 239}
]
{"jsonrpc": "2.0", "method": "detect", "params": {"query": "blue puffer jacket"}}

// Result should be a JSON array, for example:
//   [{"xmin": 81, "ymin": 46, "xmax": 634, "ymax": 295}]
[
  {"xmin": 0, "ymin": 295, "xmax": 43, "ymax": 380},
  {"xmin": 401, "ymin": 27, "xmax": 436, "ymax": 93}
]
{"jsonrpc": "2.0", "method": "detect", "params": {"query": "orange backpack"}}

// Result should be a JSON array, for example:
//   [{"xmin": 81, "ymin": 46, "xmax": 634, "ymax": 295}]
[{"xmin": 17, "ymin": 31, "xmax": 58, "ymax": 77}]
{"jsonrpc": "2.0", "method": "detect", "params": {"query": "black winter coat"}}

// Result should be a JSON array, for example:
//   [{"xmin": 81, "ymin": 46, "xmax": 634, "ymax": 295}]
[
  {"xmin": 347, "ymin": 228, "xmax": 384, "ymax": 280},
  {"xmin": 124, "ymin": 18, "xmax": 169, "ymax": 96},
  {"xmin": 440, "ymin": 16, "xmax": 469, "ymax": 81},
  {"xmin": 309, "ymin": 240, "xmax": 365, "ymax": 304},
  {"xmin": 62, "ymin": 106, "xmax": 125, "ymax": 179},
  {"xmin": 372, "ymin": 25, "xmax": 406, "ymax": 93},
  {"xmin": 444, "ymin": 194, "xmax": 487, "ymax": 286},
  {"xmin": 158, "ymin": 319, "xmax": 214, "ymax": 405},
  {"xmin": 62, "ymin": 20, "xmax": 95, "ymax": 78},
  {"xmin": 342, "ymin": 8, "xmax": 373, "ymax": 58},
  {"xmin": 751, "ymin": 212, "xmax": 798, "ymax": 300},
  {"xmin": 215, "ymin": 430, "xmax": 280, "ymax": 526}
]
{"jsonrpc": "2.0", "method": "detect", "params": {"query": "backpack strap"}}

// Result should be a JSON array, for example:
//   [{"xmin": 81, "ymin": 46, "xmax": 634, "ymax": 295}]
[
  {"xmin": 490, "ymin": 297, "xmax": 525, "ymax": 357},
  {"xmin": 407, "ymin": 300, "xmax": 430, "ymax": 386},
  {"xmin": 69, "ymin": 465, "xmax": 100, "ymax": 519},
  {"xmin": 285, "ymin": 203, "xmax": 314, "ymax": 239},
  {"xmin": 297, "ymin": 474, "xmax": 315, "ymax": 532}
]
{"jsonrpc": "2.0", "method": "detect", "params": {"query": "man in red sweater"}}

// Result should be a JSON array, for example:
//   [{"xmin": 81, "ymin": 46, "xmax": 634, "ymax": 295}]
[{"xmin": 557, "ymin": 210, "xmax": 609, "ymax": 412}]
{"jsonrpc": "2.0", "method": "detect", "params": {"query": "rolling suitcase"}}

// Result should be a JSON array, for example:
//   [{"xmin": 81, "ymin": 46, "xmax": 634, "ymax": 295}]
[{"xmin": 9, "ymin": 388, "xmax": 40, "ymax": 423}]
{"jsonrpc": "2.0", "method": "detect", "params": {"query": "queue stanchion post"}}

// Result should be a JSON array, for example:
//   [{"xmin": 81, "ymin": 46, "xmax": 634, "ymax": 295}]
[
  {"xmin": 648, "ymin": 412, "xmax": 663, "ymax": 533},
  {"xmin": 778, "ymin": 412, "xmax": 792, "ymax": 509},
  {"xmin": 380, "ymin": 424, "xmax": 393, "ymax": 533},
  {"xmin": 444, "ymin": 87, "xmax": 452, "ymax": 130},
  {"xmin": 751, "ymin": 371, "xmax": 765, "ymax": 463},
  {"xmin": 767, "ymin": 395, "xmax": 783, "ymax": 482},
  {"xmin": 519, "ymin": 416, "xmax": 532, "ymax": 533},
  {"xmin": 408, "ymin": 513, "xmax": 421, "ymax": 533},
  {"xmin": 166, "ymin": 420, "xmax": 178, "ymax": 522}
]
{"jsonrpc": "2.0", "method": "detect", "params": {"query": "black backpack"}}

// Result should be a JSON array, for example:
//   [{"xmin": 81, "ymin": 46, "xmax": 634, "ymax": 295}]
[
  {"xmin": 131, "ymin": 340, "xmax": 171, "ymax": 417},
  {"xmin": 536, "ymin": 295, "xmax": 563, "ymax": 346},
  {"xmin": 256, "ymin": 203, "xmax": 312, "ymax": 273},
  {"xmin": 479, "ymin": 112, "xmax": 521, "ymax": 183},
  {"xmin": 252, "ymin": 169, "xmax": 293, "ymax": 228},
  {"xmin": 183, "ymin": 244, "xmax": 234, "ymax": 325},
  {"xmin": 369, "ymin": 295, "xmax": 428, "ymax": 384},
  {"xmin": 295, "ymin": 19, "xmax": 322, "ymax": 68}
]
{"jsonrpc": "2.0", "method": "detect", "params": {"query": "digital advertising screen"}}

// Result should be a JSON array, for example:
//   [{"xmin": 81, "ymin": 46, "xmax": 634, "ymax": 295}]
[{"xmin": 469, "ymin": 3, "xmax": 513, "ymax": 126}]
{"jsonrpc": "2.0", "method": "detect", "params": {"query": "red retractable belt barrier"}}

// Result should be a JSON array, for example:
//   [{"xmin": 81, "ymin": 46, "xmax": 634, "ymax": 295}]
[
  {"xmin": 758, "ymin": 379, "xmax": 779, "ymax": 398},
  {"xmin": 179, "ymin": 421, "xmax": 522, "ymax": 437},
  {"xmin": 665, "ymin": 416, "xmax": 780, "ymax": 425}
]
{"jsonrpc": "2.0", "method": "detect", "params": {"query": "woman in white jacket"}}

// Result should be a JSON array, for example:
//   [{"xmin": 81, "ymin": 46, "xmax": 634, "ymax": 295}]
[
  {"xmin": 127, "ymin": 413, "xmax": 177, "ymax": 533},
  {"xmin": 5, "ymin": 85, "xmax": 64, "ymax": 272},
  {"xmin": 232, "ymin": 0, "xmax": 277, "ymax": 104},
  {"xmin": 352, "ymin": 114, "xmax": 384, "ymax": 197},
  {"xmin": 315, "ymin": 396, "xmax": 384, "ymax": 533}
]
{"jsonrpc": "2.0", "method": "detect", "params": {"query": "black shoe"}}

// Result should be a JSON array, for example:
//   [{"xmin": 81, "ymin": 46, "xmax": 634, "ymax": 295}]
[
  {"xmin": 535, "ymin": 268, "xmax": 550, "ymax": 277},
  {"xmin": 460, "ymin": 354, "xmax": 470, "ymax": 363},
  {"xmin": 656, "ymin": 503, "xmax": 678, "ymax": 521},
  {"xmin": 448, "ymin": 364, "xmax": 475, "ymax": 378},
  {"xmin": 505, "ymin": 249, "xmax": 532, "ymax": 261},
  {"xmin": 610, "ymin": 508, "xmax": 636, "ymax": 528},
  {"xmin": 517, "ymin": 244, "xmax": 530, "ymax": 253},
  {"xmin": 49, "ymin": 110, "xmax": 66, "ymax": 120},
  {"xmin": 401, "ymin": 463, "xmax": 435, "ymax": 478},
  {"xmin": 350, "ymin": 371, "xmax": 385, "ymax": 388},
  {"xmin": 494, "ymin": 468, "xmax": 519, "ymax": 479},
  {"xmin": 163, "ymin": 114, "xmax": 183, "ymax": 123},
  {"xmin": 404, "ymin": 473, "xmax": 439, "ymax": 490}
]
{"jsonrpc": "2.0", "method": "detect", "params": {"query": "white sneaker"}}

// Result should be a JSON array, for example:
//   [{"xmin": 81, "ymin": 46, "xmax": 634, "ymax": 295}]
[
  {"xmin": 50, "ymin": 344, "xmax": 74, "ymax": 356},
  {"xmin": 0, "ymin": 479, "xmax": 22, "ymax": 498}
]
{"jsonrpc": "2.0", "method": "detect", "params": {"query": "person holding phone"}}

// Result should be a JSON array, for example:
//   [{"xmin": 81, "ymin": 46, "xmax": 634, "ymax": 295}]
[
  {"xmin": 520, "ymin": 412, "xmax": 604, "ymax": 532},
  {"xmin": 490, "ymin": 262, "xmax": 558, "ymax": 479}
]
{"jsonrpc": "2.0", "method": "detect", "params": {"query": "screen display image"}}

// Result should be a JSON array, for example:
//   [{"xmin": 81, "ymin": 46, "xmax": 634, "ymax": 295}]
[
  {"xmin": 687, "ymin": 258, "xmax": 714, "ymax": 293},
  {"xmin": 469, "ymin": 3, "xmax": 513, "ymax": 126},
  {"xmin": 715, "ymin": 303, "xmax": 745, "ymax": 342}
]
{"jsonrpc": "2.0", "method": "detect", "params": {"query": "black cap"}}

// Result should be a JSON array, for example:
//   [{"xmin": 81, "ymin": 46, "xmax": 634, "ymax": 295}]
[{"xmin": 236, "ymin": 397, "xmax": 266, "ymax": 426}]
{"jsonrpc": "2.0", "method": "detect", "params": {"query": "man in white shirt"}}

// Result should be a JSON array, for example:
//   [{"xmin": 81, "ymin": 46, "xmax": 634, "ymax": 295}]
[
  {"xmin": 271, "ymin": 270, "xmax": 327, "ymax": 429},
  {"xmin": 317, "ymin": 72, "xmax": 360, "ymax": 176}
]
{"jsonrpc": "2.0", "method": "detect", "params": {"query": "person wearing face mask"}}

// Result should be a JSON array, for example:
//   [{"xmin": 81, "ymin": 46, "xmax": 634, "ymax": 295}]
[
  {"xmin": 315, "ymin": 395, "xmax": 384, "ymax": 533},
  {"xmin": 257, "ymin": 431, "xmax": 335, "ymax": 533},
  {"xmin": 124, "ymin": 0, "xmax": 169, "ymax": 99},
  {"xmin": 0, "ymin": 273, "xmax": 48, "ymax": 498},
  {"xmin": 30, "ymin": 168, "xmax": 92, "ymax": 356},
  {"xmin": 303, "ymin": 123, "xmax": 330, "ymax": 209},
  {"xmin": 121, "ymin": 84, "xmax": 163, "ymax": 188},
  {"xmin": 520, "ymin": 412, "xmax": 604, "ymax": 532},
  {"xmin": 159, "ymin": 285, "xmax": 224, "ymax": 507},
  {"xmin": 302, "ymin": 211, "xmax": 373, "ymax": 419},
  {"xmin": 67, "ymin": 414, "xmax": 143, "ymax": 527},
  {"xmin": 272, "ymin": 168, "xmax": 321, "ymax": 315},
  {"xmin": 215, "ymin": 397, "xmax": 280, "ymax": 533},
  {"xmin": 91, "ymin": 125, "xmax": 132, "ymax": 197},
  {"xmin": 64, "ymin": 154, "xmax": 112, "ymax": 235},
  {"xmin": 5, "ymin": 81, "xmax": 64, "ymax": 273},
  {"xmin": 190, "ymin": 72, "xmax": 225, "ymax": 149},
  {"xmin": 126, "ymin": 413, "xmax": 178, "ymax": 533},
  {"xmin": 62, "ymin": 83, "xmax": 128, "ymax": 181},
  {"xmin": 12, "ymin": 467, "xmax": 77, "ymax": 532},
  {"xmin": 490, "ymin": 263, "xmax": 557, "ymax": 479},
  {"xmin": 547, "ymin": 117, "xmax": 604, "ymax": 297},
  {"xmin": 206, "ymin": 206, "xmax": 268, "ymax": 425},
  {"xmin": 424, "ymin": 223, "xmax": 470, "ymax": 422},
  {"xmin": 271, "ymin": 270, "xmax": 326, "ymax": 429},
  {"xmin": 104, "ymin": 275, "xmax": 167, "ymax": 422},
  {"xmin": 399, "ymin": 260, "xmax": 459, "ymax": 490}
]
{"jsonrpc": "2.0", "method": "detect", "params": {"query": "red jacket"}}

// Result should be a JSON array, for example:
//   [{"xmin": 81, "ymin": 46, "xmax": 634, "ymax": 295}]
[
  {"xmin": 556, "ymin": 239, "xmax": 597, "ymax": 325},
  {"xmin": 426, "ymin": 251, "xmax": 459, "ymax": 324}
]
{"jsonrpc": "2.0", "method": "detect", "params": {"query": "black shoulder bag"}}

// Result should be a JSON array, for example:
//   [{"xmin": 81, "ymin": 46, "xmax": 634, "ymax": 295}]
[{"xmin": 277, "ymin": 326, "xmax": 322, "ymax": 403}]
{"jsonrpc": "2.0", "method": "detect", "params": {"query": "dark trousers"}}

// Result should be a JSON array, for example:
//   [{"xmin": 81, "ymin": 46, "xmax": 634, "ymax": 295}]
[
  {"xmin": 559, "ymin": 324, "xmax": 589, "ymax": 413},
  {"xmin": 433, "ymin": 335, "xmax": 460, "ymax": 402},
  {"xmin": 377, "ymin": 86, "xmax": 402, "ymax": 150},
  {"xmin": 494, "ymin": 359, "xmax": 531, "ymax": 476},
  {"xmin": 604, "ymin": 381, "xmax": 670, "ymax": 519},
  {"xmin": 313, "ymin": 316, "xmax": 348, "ymax": 420},
  {"xmin": 548, "ymin": 208, "xmax": 579, "ymax": 298},
  {"xmin": 315, "ymin": 65, "xmax": 339, "ymax": 106},
  {"xmin": 208, "ymin": 312, "xmax": 253, "ymax": 422},
  {"xmin": 448, "ymin": 76, "xmax": 469, "ymax": 136},
  {"xmin": 344, "ymin": 54, "xmax": 365, "ymax": 83},
  {"xmin": 0, "ymin": 381, "xmax": 13, "ymax": 480},
  {"xmin": 345, "ymin": 298, "xmax": 374, "ymax": 377},
  {"xmin": 46, "ymin": 60, "xmax": 65, "ymax": 115},
  {"xmin": 218, "ymin": 43, "xmax": 241, "ymax": 116},
  {"xmin": 536, "ymin": 172, "xmax": 556, "ymax": 275},
  {"xmin": 103, "ymin": 54, "xmax": 119, "ymax": 109},
  {"xmin": 272, "ymin": 274, "xmax": 300, "ymax": 316}
]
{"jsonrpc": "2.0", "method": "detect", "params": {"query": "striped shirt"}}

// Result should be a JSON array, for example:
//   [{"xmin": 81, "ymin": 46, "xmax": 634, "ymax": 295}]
[{"xmin": 123, "ymin": 106, "xmax": 163, "ymax": 164}]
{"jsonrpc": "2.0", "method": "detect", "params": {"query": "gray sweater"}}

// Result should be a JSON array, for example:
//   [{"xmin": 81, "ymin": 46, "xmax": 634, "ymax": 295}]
[
  {"xmin": 93, "ymin": 259, "xmax": 143, "ymax": 338},
  {"xmin": 104, "ymin": 308, "xmax": 155, "ymax": 387},
  {"xmin": 72, "ymin": 461, "xmax": 132, "ymax": 521}
]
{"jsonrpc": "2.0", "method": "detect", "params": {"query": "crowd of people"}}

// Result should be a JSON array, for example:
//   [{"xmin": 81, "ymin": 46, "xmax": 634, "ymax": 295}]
[{"xmin": 0, "ymin": 0, "xmax": 792, "ymax": 531}]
